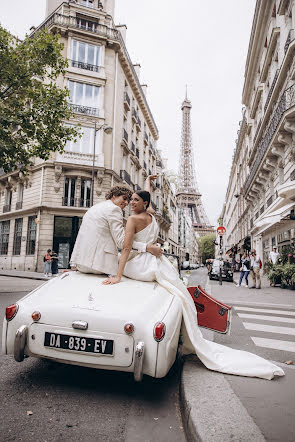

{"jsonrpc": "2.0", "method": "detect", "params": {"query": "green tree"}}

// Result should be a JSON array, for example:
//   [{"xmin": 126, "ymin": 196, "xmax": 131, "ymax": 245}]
[
  {"xmin": 198, "ymin": 233, "xmax": 216, "ymax": 264},
  {"xmin": 0, "ymin": 25, "xmax": 79, "ymax": 172}
]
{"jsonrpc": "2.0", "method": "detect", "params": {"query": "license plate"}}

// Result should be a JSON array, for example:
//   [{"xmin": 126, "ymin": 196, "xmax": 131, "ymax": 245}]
[{"xmin": 44, "ymin": 332, "xmax": 113, "ymax": 355}]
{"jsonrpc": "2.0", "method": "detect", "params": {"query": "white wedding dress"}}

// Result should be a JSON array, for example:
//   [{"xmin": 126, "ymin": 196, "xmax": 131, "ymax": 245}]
[{"xmin": 123, "ymin": 215, "xmax": 284, "ymax": 380}]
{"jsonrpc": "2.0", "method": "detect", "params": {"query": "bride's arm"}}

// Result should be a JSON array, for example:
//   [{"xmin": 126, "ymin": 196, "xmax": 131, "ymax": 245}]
[
  {"xmin": 102, "ymin": 216, "xmax": 136, "ymax": 285},
  {"xmin": 144, "ymin": 174, "xmax": 158, "ymax": 214}
]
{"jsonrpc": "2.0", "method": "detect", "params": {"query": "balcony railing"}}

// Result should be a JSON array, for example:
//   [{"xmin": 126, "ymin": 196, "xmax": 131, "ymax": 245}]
[
  {"xmin": 77, "ymin": 198, "xmax": 91, "ymax": 208},
  {"xmin": 284, "ymin": 29, "xmax": 294, "ymax": 53},
  {"xmin": 131, "ymin": 141, "xmax": 135, "ymax": 153},
  {"xmin": 132, "ymin": 107, "xmax": 137, "ymax": 122},
  {"xmin": 120, "ymin": 169, "xmax": 131, "ymax": 185},
  {"xmin": 264, "ymin": 69, "xmax": 280, "ymax": 111},
  {"xmin": 15, "ymin": 201, "xmax": 22, "ymax": 210},
  {"xmin": 122, "ymin": 128, "xmax": 128, "ymax": 143},
  {"xmin": 243, "ymin": 83, "xmax": 295, "ymax": 195},
  {"xmin": 253, "ymin": 119, "xmax": 262, "ymax": 144},
  {"xmin": 71, "ymin": 59, "xmax": 100, "ymax": 72},
  {"xmin": 136, "ymin": 148, "xmax": 140, "ymax": 159},
  {"xmin": 69, "ymin": 104, "xmax": 99, "ymax": 116},
  {"xmin": 36, "ymin": 13, "xmax": 119, "ymax": 41},
  {"xmin": 62, "ymin": 197, "xmax": 76, "ymax": 207},
  {"xmin": 3, "ymin": 204, "xmax": 11, "ymax": 213},
  {"xmin": 124, "ymin": 91, "xmax": 130, "ymax": 108}
]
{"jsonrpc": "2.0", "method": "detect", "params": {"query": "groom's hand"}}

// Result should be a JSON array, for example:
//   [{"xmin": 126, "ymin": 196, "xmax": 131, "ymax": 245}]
[{"xmin": 147, "ymin": 243, "xmax": 163, "ymax": 257}]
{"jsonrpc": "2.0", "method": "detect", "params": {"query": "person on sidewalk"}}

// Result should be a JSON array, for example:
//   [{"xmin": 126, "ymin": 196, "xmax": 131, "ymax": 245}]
[
  {"xmin": 250, "ymin": 249, "xmax": 261, "ymax": 289},
  {"xmin": 269, "ymin": 246, "xmax": 280, "ymax": 265},
  {"xmin": 43, "ymin": 249, "xmax": 52, "ymax": 277},
  {"xmin": 236, "ymin": 252, "xmax": 250, "ymax": 287},
  {"xmin": 51, "ymin": 250, "xmax": 59, "ymax": 276}
]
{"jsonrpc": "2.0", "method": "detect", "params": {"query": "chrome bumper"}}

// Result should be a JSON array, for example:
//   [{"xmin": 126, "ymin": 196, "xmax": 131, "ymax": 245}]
[
  {"xmin": 14, "ymin": 325, "xmax": 28, "ymax": 362},
  {"xmin": 134, "ymin": 341, "xmax": 145, "ymax": 382}
]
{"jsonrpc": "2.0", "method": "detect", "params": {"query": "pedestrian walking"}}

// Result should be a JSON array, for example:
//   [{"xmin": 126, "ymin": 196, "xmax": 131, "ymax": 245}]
[
  {"xmin": 249, "ymin": 249, "xmax": 261, "ymax": 289},
  {"xmin": 236, "ymin": 252, "xmax": 250, "ymax": 287},
  {"xmin": 269, "ymin": 246, "xmax": 280, "ymax": 264},
  {"xmin": 51, "ymin": 250, "xmax": 59, "ymax": 276},
  {"xmin": 43, "ymin": 249, "xmax": 52, "ymax": 277}
]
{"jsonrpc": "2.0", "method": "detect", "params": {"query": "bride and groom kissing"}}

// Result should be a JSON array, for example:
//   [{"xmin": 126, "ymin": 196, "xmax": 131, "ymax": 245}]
[{"xmin": 70, "ymin": 175, "xmax": 284, "ymax": 380}]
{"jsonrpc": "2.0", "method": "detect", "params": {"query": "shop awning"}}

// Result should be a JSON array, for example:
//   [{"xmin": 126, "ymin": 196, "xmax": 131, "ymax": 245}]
[{"xmin": 252, "ymin": 201, "xmax": 295, "ymax": 235}]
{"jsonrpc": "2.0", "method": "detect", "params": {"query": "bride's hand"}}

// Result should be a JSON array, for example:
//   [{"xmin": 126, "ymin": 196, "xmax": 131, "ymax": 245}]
[{"xmin": 102, "ymin": 276, "xmax": 121, "ymax": 285}]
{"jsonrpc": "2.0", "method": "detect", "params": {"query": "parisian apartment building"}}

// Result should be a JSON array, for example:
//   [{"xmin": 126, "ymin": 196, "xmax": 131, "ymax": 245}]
[
  {"xmin": 221, "ymin": 0, "xmax": 295, "ymax": 264},
  {"xmin": 0, "ymin": 0, "xmax": 196, "ymax": 271}
]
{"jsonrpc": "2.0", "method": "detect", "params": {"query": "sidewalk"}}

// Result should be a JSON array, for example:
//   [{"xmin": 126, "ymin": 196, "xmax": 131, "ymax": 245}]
[
  {"xmin": 180, "ymin": 272, "xmax": 295, "ymax": 442},
  {"xmin": 0, "ymin": 269, "xmax": 56, "ymax": 281}
]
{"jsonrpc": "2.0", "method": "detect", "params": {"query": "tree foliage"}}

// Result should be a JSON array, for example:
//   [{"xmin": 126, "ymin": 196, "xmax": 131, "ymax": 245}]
[
  {"xmin": 197, "ymin": 233, "xmax": 216, "ymax": 264},
  {"xmin": 0, "ymin": 25, "xmax": 79, "ymax": 172}
]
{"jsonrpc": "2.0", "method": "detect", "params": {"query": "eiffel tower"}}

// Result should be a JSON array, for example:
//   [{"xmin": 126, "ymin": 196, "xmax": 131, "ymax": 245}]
[{"xmin": 176, "ymin": 92, "xmax": 214, "ymax": 237}]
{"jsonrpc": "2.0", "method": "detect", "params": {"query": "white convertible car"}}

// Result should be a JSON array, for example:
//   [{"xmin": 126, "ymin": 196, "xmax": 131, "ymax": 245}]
[
  {"xmin": 3, "ymin": 270, "xmax": 231, "ymax": 381},
  {"xmin": 3, "ymin": 271, "xmax": 183, "ymax": 381}
]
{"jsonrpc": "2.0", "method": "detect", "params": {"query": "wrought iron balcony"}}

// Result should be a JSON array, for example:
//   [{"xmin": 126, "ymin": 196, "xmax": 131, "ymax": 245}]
[
  {"xmin": 76, "ymin": 198, "xmax": 90, "ymax": 208},
  {"xmin": 264, "ymin": 69, "xmax": 280, "ymax": 111},
  {"xmin": 69, "ymin": 104, "xmax": 99, "ymax": 116},
  {"xmin": 71, "ymin": 59, "xmax": 100, "ymax": 72},
  {"xmin": 253, "ymin": 119, "xmax": 262, "ymax": 144},
  {"xmin": 62, "ymin": 197, "xmax": 76, "ymax": 207},
  {"xmin": 36, "ymin": 13, "xmax": 119, "ymax": 41},
  {"xmin": 3, "ymin": 204, "xmax": 11, "ymax": 213},
  {"xmin": 124, "ymin": 91, "xmax": 131, "ymax": 110},
  {"xmin": 284, "ymin": 29, "xmax": 294, "ymax": 53},
  {"xmin": 120, "ymin": 169, "xmax": 131, "ymax": 185},
  {"xmin": 15, "ymin": 201, "xmax": 22, "ymax": 210},
  {"xmin": 243, "ymin": 83, "xmax": 295, "ymax": 195},
  {"xmin": 122, "ymin": 128, "xmax": 128, "ymax": 143},
  {"xmin": 134, "ymin": 184, "xmax": 141, "ymax": 192}
]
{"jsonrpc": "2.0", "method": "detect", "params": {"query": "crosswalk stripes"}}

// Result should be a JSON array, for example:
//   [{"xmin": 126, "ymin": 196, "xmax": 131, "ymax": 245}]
[{"xmin": 233, "ymin": 304, "xmax": 295, "ymax": 353}]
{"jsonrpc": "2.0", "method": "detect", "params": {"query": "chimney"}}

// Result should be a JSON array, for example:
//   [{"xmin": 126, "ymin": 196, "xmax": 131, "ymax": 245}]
[
  {"xmin": 116, "ymin": 24, "xmax": 127, "ymax": 42},
  {"xmin": 141, "ymin": 84, "xmax": 147, "ymax": 96},
  {"xmin": 133, "ymin": 63, "xmax": 141, "ymax": 80}
]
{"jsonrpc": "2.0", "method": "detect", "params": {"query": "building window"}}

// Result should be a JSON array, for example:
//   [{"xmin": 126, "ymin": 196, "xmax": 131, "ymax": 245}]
[
  {"xmin": 26, "ymin": 216, "xmax": 37, "ymax": 255},
  {"xmin": 69, "ymin": 81, "xmax": 100, "ymax": 114},
  {"xmin": 16, "ymin": 183, "xmax": 24, "ymax": 210},
  {"xmin": 80, "ymin": 178, "xmax": 91, "ymax": 207},
  {"xmin": 76, "ymin": 17, "xmax": 97, "ymax": 32},
  {"xmin": 0, "ymin": 220, "xmax": 10, "ymax": 255},
  {"xmin": 80, "ymin": 0, "xmax": 94, "ymax": 8},
  {"xmin": 13, "ymin": 218, "xmax": 23, "ymax": 255},
  {"xmin": 63, "ymin": 177, "xmax": 76, "ymax": 207},
  {"xmin": 66, "ymin": 126, "xmax": 94, "ymax": 155},
  {"xmin": 3, "ymin": 188, "xmax": 12, "ymax": 212},
  {"xmin": 72, "ymin": 39, "xmax": 100, "ymax": 71}
]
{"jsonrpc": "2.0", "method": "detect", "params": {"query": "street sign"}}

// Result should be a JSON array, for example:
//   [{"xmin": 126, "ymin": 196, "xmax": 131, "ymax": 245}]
[{"xmin": 217, "ymin": 226, "xmax": 226, "ymax": 235}]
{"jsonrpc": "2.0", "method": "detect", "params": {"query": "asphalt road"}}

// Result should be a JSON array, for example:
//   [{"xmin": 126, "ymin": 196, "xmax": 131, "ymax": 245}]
[{"xmin": 0, "ymin": 275, "xmax": 191, "ymax": 442}]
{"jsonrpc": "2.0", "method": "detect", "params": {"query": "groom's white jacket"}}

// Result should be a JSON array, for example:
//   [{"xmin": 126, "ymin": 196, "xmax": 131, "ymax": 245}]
[{"xmin": 70, "ymin": 200, "xmax": 147, "ymax": 275}]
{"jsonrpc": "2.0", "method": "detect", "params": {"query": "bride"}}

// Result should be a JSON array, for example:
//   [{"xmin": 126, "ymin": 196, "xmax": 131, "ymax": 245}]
[{"xmin": 102, "ymin": 177, "xmax": 284, "ymax": 380}]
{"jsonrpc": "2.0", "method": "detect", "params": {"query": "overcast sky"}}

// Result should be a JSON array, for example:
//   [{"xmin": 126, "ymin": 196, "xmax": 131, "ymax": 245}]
[{"xmin": 0, "ymin": 0, "xmax": 256, "ymax": 226}]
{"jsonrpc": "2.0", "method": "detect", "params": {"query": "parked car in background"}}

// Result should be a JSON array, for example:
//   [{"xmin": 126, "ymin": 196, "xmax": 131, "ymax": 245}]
[{"xmin": 208, "ymin": 259, "xmax": 233, "ymax": 282}]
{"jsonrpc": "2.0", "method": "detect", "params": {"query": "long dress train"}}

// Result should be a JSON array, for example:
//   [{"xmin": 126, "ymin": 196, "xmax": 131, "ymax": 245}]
[{"xmin": 123, "ymin": 215, "xmax": 284, "ymax": 380}]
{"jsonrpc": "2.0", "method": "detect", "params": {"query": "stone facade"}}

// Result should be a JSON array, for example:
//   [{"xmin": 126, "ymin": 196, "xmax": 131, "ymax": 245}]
[
  {"xmin": 222, "ymin": 0, "xmax": 295, "ymax": 263},
  {"xmin": 0, "ymin": 0, "xmax": 195, "ymax": 271}
]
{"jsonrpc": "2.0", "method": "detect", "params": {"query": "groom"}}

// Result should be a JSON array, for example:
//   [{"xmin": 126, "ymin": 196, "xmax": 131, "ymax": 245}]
[{"xmin": 70, "ymin": 180, "xmax": 162, "ymax": 275}]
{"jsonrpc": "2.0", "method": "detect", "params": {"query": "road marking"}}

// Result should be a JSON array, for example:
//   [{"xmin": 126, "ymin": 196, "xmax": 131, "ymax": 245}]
[
  {"xmin": 234, "ymin": 306, "xmax": 295, "ymax": 316},
  {"xmin": 237, "ymin": 313, "xmax": 295, "ymax": 324},
  {"xmin": 251, "ymin": 337, "xmax": 295, "ymax": 353},
  {"xmin": 243, "ymin": 322, "xmax": 295, "ymax": 335},
  {"xmin": 233, "ymin": 301, "xmax": 294, "ymax": 308}
]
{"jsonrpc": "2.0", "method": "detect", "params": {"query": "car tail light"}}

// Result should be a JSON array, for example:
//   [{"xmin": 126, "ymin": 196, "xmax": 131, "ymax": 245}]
[
  {"xmin": 5, "ymin": 304, "xmax": 19, "ymax": 321},
  {"xmin": 124, "ymin": 323, "xmax": 134, "ymax": 334},
  {"xmin": 32, "ymin": 311, "xmax": 41, "ymax": 321},
  {"xmin": 153, "ymin": 322, "xmax": 166, "ymax": 342}
]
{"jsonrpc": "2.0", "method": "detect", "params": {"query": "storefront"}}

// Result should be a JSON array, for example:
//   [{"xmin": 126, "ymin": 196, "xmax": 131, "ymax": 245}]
[{"xmin": 53, "ymin": 216, "xmax": 82, "ymax": 269}]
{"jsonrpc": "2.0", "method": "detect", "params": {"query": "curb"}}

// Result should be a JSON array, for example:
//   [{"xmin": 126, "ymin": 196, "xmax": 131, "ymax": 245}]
[
  {"xmin": 180, "ymin": 356, "xmax": 265, "ymax": 442},
  {"xmin": 0, "ymin": 271, "xmax": 49, "ymax": 281}
]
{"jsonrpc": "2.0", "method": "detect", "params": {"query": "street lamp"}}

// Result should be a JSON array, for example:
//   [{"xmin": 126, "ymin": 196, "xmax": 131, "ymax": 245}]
[{"xmin": 90, "ymin": 122, "xmax": 113, "ymax": 206}]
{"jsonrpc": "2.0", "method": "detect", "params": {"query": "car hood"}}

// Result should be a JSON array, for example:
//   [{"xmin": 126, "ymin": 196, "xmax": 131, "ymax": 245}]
[{"xmin": 18, "ymin": 272, "xmax": 175, "ymax": 330}]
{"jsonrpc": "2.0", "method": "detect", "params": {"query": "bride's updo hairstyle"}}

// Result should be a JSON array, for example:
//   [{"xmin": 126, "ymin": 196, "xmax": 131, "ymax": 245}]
[
  {"xmin": 135, "ymin": 190, "xmax": 150, "ymax": 208},
  {"xmin": 105, "ymin": 186, "xmax": 133, "ymax": 201}
]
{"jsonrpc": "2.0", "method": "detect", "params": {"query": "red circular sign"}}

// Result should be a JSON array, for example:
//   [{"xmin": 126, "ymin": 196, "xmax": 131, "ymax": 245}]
[{"xmin": 217, "ymin": 226, "xmax": 226, "ymax": 235}]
